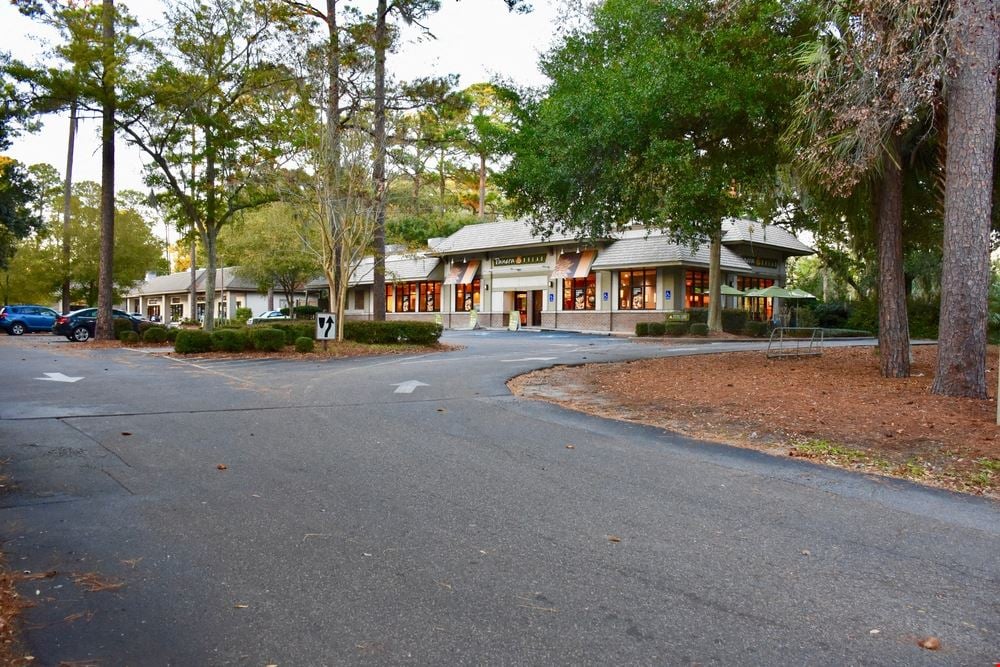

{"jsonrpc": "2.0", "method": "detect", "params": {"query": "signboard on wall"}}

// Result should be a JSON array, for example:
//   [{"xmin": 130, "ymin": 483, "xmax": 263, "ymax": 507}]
[
  {"xmin": 494, "ymin": 253, "xmax": 547, "ymax": 267},
  {"xmin": 664, "ymin": 290, "xmax": 672, "ymax": 300}
]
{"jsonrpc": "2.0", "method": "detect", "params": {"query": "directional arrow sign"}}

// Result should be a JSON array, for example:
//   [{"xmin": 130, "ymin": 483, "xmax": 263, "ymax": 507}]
[
  {"xmin": 500, "ymin": 357, "xmax": 557, "ymax": 363},
  {"xmin": 35, "ymin": 372, "xmax": 84, "ymax": 383},
  {"xmin": 393, "ymin": 380, "xmax": 428, "ymax": 394}
]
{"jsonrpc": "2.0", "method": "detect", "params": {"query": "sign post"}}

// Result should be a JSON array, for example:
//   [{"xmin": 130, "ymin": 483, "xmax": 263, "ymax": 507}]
[{"xmin": 316, "ymin": 312, "xmax": 336, "ymax": 351}]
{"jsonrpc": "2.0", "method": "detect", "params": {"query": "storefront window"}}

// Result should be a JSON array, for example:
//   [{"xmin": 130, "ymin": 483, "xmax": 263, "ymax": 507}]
[
  {"xmin": 618, "ymin": 269, "xmax": 656, "ymax": 310},
  {"xmin": 419, "ymin": 282, "xmax": 441, "ymax": 312},
  {"xmin": 685, "ymin": 270, "xmax": 710, "ymax": 308},
  {"xmin": 737, "ymin": 276, "xmax": 775, "ymax": 321},
  {"xmin": 354, "ymin": 288, "xmax": 365, "ymax": 311},
  {"xmin": 455, "ymin": 278, "xmax": 481, "ymax": 312},
  {"xmin": 563, "ymin": 275, "xmax": 596, "ymax": 310},
  {"xmin": 170, "ymin": 304, "xmax": 183, "ymax": 322}
]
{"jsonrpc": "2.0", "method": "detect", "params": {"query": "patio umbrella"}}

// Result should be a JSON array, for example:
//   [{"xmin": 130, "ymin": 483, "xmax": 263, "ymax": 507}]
[
  {"xmin": 719, "ymin": 284, "xmax": 745, "ymax": 296},
  {"xmin": 785, "ymin": 287, "xmax": 817, "ymax": 299},
  {"xmin": 743, "ymin": 285, "xmax": 800, "ymax": 298}
]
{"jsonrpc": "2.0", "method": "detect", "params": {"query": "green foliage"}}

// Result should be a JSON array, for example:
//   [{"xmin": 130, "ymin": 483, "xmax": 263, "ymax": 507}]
[
  {"xmin": 234, "ymin": 307, "xmax": 253, "ymax": 323},
  {"xmin": 0, "ymin": 157, "xmax": 41, "ymax": 270},
  {"xmin": 266, "ymin": 322, "xmax": 315, "ymax": 345},
  {"xmin": 907, "ymin": 298, "xmax": 939, "ymax": 339},
  {"xmin": 501, "ymin": 0, "xmax": 815, "ymax": 244},
  {"xmin": 174, "ymin": 329, "xmax": 213, "ymax": 354},
  {"xmin": 211, "ymin": 328, "xmax": 250, "ymax": 352},
  {"xmin": 118, "ymin": 330, "xmax": 139, "ymax": 344},
  {"xmin": 665, "ymin": 321, "xmax": 689, "ymax": 336},
  {"xmin": 248, "ymin": 327, "xmax": 286, "ymax": 352},
  {"xmin": 648, "ymin": 322, "xmax": 666, "ymax": 336},
  {"xmin": 295, "ymin": 336, "xmax": 314, "ymax": 353},
  {"xmin": 814, "ymin": 302, "xmax": 850, "ymax": 328},
  {"xmin": 687, "ymin": 308, "xmax": 709, "ymax": 324},
  {"xmin": 142, "ymin": 326, "xmax": 168, "ymax": 343},
  {"xmin": 165, "ymin": 328, "xmax": 180, "ymax": 342},
  {"xmin": 721, "ymin": 309, "xmax": 748, "ymax": 334},
  {"xmin": 793, "ymin": 307, "xmax": 818, "ymax": 328},
  {"xmin": 743, "ymin": 321, "xmax": 769, "ymax": 337},
  {"xmin": 113, "ymin": 318, "xmax": 134, "ymax": 336},
  {"xmin": 386, "ymin": 210, "xmax": 479, "ymax": 247},
  {"xmin": 635, "ymin": 322, "xmax": 650, "ymax": 337},
  {"xmin": 2, "ymin": 182, "xmax": 166, "ymax": 305},
  {"xmin": 846, "ymin": 298, "xmax": 879, "ymax": 334},
  {"xmin": 343, "ymin": 320, "xmax": 442, "ymax": 345},
  {"xmin": 279, "ymin": 305, "xmax": 320, "ymax": 319},
  {"xmin": 689, "ymin": 323, "xmax": 710, "ymax": 336}
]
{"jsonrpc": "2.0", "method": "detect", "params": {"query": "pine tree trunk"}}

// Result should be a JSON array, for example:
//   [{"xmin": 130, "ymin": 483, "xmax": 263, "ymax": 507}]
[
  {"xmin": 876, "ymin": 141, "xmax": 910, "ymax": 378},
  {"xmin": 478, "ymin": 152, "xmax": 487, "ymax": 219},
  {"xmin": 706, "ymin": 228, "xmax": 722, "ymax": 332},
  {"xmin": 203, "ymin": 230, "xmax": 217, "ymax": 331},
  {"xmin": 933, "ymin": 0, "xmax": 999, "ymax": 399},
  {"xmin": 371, "ymin": 0, "xmax": 388, "ymax": 321},
  {"xmin": 188, "ymin": 237, "xmax": 197, "ymax": 321},
  {"xmin": 61, "ymin": 100, "xmax": 77, "ymax": 314},
  {"xmin": 95, "ymin": 0, "xmax": 116, "ymax": 341}
]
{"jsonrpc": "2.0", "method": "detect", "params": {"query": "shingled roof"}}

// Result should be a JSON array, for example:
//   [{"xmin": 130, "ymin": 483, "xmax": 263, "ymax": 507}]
[
  {"xmin": 430, "ymin": 219, "xmax": 579, "ymax": 254},
  {"xmin": 721, "ymin": 218, "xmax": 813, "ymax": 255},
  {"xmin": 127, "ymin": 268, "xmax": 260, "ymax": 297},
  {"xmin": 592, "ymin": 234, "xmax": 753, "ymax": 272}
]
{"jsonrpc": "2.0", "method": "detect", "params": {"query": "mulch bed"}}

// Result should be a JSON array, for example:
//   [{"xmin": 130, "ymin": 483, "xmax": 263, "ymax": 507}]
[{"xmin": 510, "ymin": 345, "xmax": 1000, "ymax": 498}]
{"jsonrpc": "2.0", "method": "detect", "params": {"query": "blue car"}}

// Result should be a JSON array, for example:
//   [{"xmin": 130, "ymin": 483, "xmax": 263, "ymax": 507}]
[
  {"xmin": 0, "ymin": 304, "xmax": 60, "ymax": 335},
  {"xmin": 52, "ymin": 307, "xmax": 142, "ymax": 342}
]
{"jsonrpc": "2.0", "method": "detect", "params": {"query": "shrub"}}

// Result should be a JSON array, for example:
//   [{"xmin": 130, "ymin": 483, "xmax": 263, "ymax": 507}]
[
  {"xmin": 635, "ymin": 322, "xmax": 650, "ymax": 337},
  {"xmin": 248, "ymin": 327, "xmax": 286, "ymax": 352},
  {"xmin": 687, "ymin": 307, "xmax": 709, "ymax": 324},
  {"xmin": 295, "ymin": 336, "xmax": 314, "ymax": 353},
  {"xmin": 664, "ymin": 321, "xmax": 689, "ymax": 336},
  {"xmin": 142, "ymin": 326, "xmax": 168, "ymax": 343},
  {"xmin": 908, "ymin": 298, "xmax": 940, "ymax": 339},
  {"xmin": 118, "ymin": 330, "xmax": 139, "ymax": 344},
  {"xmin": 293, "ymin": 305, "xmax": 321, "ymax": 319},
  {"xmin": 211, "ymin": 328, "xmax": 250, "ymax": 352},
  {"xmin": 721, "ymin": 308, "xmax": 747, "ymax": 334},
  {"xmin": 174, "ymin": 329, "xmax": 213, "ymax": 354},
  {"xmin": 113, "ymin": 318, "xmax": 134, "ymax": 336},
  {"xmin": 647, "ymin": 322, "xmax": 666, "ymax": 336},
  {"xmin": 793, "ymin": 307, "xmax": 818, "ymax": 328},
  {"xmin": 342, "ymin": 320, "xmax": 442, "ymax": 345},
  {"xmin": 138, "ymin": 320, "xmax": 158, "ymax": 335},
  {"xmin": 846, "ymin": 298, "xmax": 878, "ymax": 335},
  {"xmin": 268, "ymin": 322, "xmax": 315, "ymax": 345},
  {"xmin": 234, "ymin": 307, "xmax": 253, "ymax": 323},
  {"xmin": 814, "ymin": 302, "xmax": 849, "ymax": 328},
  {"xmin": 165, "ymin": 328, "xmax": 180, "ymax": 342},
  {"xmin": 689, "ymin": 322, "xmax": 709, "ymax": 336},
  {"xmin": 743, "ymin": 321, "xmax": 769, "ymax": 337}
]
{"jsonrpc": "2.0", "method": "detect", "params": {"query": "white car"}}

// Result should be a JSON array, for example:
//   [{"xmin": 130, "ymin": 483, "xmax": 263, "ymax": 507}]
[{"xmin": 248, "ymin": 310, "xmax": 290, "ymax": 325}]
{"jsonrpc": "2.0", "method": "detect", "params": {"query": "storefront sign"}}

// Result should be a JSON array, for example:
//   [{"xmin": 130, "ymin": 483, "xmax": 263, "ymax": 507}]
[
  {"xmin": 743, "ymin": 256, "xmax": 781, "ymax": 269},
  {"xmin": 494, "ymin": 253, "xmax": 546, "ymax": 267}
]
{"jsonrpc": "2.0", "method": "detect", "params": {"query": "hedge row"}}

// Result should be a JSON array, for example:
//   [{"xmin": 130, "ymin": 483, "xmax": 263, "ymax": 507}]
[
  {"xmin": 343, "ymin": 320, "xmax": 442, "ymax": 345},
  {"xmin": 173, "ymin": 327, "xmax": 295, "ymax": 354}
]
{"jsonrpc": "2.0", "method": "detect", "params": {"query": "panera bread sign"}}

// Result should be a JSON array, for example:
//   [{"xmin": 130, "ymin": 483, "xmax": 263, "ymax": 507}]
[{"xmin": 493, "ymin": 253, "xmax": 547, "ymax": 267}]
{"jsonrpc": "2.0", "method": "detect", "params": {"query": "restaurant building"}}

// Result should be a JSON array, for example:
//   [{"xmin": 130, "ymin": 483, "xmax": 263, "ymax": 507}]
[{"xmin": 343, "ymin": 218, "xmax": 813, "ymax": 333}]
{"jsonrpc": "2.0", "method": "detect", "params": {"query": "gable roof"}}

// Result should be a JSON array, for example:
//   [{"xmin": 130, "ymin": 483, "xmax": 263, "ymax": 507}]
[
  {"xmin": 430, "ymin": 218, "xmax": 580, "ymax": 254},
  {"xmin": 721, "ymin": 218, "xmax": 813, "ymax": 255},
  {"xmin": 592, "ymin": 234, "xmax": 753, "ymax": 272},
  {"xmin": 127, "ymin": 268, "xmax": 261, "ymax": 297},
  {"xmin": 305, "ymin": 254, "xmax": 441, "ymax": 288}
]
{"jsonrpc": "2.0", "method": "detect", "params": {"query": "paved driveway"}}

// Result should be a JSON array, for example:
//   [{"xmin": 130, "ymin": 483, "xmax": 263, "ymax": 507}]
[{"xmin": 0, "ymin": 331, "xmax": 996, "ymax": 664}]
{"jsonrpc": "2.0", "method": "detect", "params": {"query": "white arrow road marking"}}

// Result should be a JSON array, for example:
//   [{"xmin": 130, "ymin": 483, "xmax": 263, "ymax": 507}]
[
  {"xmin": 393, "ymin": 380, "xmax": 429, "ymax": 394},
  {"xmin": 500, "ymin": 357, "xmax": 557, "ymax": 363},
  {"xmin": 35, "ymin": 372, "xmax": 84, "ymax": 383}
]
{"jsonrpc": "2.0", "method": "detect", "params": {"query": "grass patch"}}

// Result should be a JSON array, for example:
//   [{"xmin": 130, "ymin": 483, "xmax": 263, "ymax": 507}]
[{"xmin": 789, "ymin": 439, "xmax": 891, "ymax": 470}]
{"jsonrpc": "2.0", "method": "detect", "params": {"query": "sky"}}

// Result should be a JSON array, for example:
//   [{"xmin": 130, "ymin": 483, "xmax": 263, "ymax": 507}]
[{"xmin": 2, "ymin": 0, "xmax": 564, "ymax": 194}]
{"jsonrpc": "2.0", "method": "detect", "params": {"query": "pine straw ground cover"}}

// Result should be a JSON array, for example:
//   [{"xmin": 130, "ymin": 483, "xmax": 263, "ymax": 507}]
[{"xmin": 509, "ymin": 345, "xmax": 1000, "ymax": 498}]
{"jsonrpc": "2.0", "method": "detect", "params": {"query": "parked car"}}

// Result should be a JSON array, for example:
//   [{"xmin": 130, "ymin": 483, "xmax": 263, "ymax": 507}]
[
  {"xmin": 52, "ymin": 308, "xmax": 142, "ymax": 342},
  {"xmin": 248, "ymin": 310, "xmax": 289, "ymax": 325},
  {"xmin": 0, "ymin": 305, "xmax": 60, "ymax": 335}
]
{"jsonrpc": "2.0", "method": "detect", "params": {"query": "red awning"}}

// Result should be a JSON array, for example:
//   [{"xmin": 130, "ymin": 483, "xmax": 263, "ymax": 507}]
[
  {"xmin": 444, "ymin": 260, "xmax": 480, "ymax": 285},
  {"xmin": 551, "ymin": 250, "xmax": 597, "ymax": 279}
]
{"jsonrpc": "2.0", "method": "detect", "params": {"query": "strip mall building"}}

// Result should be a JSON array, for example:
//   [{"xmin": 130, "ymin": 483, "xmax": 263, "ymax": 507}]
[{"xmin": 338, "ymin": 218, "xmax": 813, "ymax": 333}]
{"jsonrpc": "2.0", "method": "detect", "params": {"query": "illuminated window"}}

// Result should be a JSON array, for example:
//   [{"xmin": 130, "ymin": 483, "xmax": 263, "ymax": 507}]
[
  {"xmin": 455, "ymin": 279, "xmax": 481, "ymax": 312},
  {"xmin": 685, "ymin": 270, "xmax": 710, "ymax": 309},
  {"xmin": 563, "ymin": 275, "xmax": 596, "ymax": 310},
  {"xmin": 618, "ymin": 270, "xmax": 656, "ymax": 310}
]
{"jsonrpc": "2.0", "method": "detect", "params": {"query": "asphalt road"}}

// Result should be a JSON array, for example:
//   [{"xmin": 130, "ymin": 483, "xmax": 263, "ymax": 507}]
[{"xmin": 0, "ymin": 330, "xmax": 996, "ymax": 665}]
